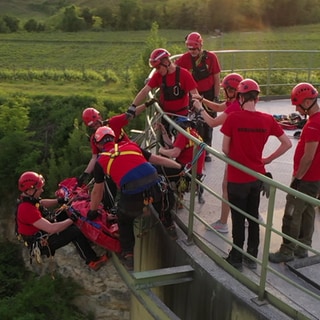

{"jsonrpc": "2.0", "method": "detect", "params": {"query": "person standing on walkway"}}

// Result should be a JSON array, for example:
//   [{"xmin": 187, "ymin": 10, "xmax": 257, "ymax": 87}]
[
  {"xmin": 221, "ymin": 79, "xmax": 292, "ymax": 270},
  {"xmin": 192, "ymin": 73, "xmax": 243, "ymax": 233},
  {"xmin": 176, "ymin": 32, "xmax": 221, "ymax": 162},
  {"xmin": 269, "ymin": 82, "xmax": 320, "ymax": 263},
  {"xmin": 130, "ymin": 48, "xmax": 198, "ymax": 137}
]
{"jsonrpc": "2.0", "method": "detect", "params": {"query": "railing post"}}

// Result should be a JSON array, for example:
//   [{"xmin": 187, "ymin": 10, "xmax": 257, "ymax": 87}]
[
  {"xmin": 258, "ymin": 185, "xmax": 276, "ymax": 301},
  {"xmin": 186, "ymin": 146, "xmax": 198, "ymax": 243}
]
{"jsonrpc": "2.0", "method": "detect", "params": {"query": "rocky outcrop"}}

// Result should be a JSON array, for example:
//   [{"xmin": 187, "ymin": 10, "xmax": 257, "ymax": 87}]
[
  {"xmin": 22, "ymin": 243, "xmax": 130, "ymax": 320},
  {"xmin": 2, "ymin": 216, "xmax": 130, "ymax": 320}
]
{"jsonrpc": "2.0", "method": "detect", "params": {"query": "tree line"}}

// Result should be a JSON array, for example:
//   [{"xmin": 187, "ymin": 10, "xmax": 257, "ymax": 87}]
[{"xmin": 1, "ymin": 0, "xmax": 320, "ymax": 33}]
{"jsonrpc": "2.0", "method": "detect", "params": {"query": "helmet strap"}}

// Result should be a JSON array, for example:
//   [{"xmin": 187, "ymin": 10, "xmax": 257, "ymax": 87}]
[{"xmin": 299, "ymin": 98, "xmax": 317, "ymax": 115}]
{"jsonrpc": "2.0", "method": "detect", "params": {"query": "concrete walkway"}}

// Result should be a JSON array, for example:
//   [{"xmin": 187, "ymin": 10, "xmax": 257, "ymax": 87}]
[{"xmin": 176, "ymin": 99, "xmax": 320, "ymax": 319}]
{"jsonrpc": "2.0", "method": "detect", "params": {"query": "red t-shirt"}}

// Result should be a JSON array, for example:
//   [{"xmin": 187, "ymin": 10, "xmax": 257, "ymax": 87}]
[
  {"xmin": 224, "ymin": 100, "xmax": 241, "ymax": 115},
  {"xmin": 96, "ymin": 142, "xmax": 156, "ymax": 191},
  {"xmin": 17, "ymin": 202, "xmax": 42, "ymax": 236},
  {"xmin": 175, "ymin": 51, "xmax": 221, "ymax": 92},
  {"xmin": 147, "ymin": 66, "xmax": 197, "ymax": 115},
  {"xmin": 221, "ymin": 110, "xmax": 284, "ymax": 183},
  {"xmin": 174, "ymin": 128, "xmax": 205, "ymax": 175},
  {"xmin": 293, "ymin": 112, "xmax": 320, "ymax": 180},
  {"xmin": 90, "ymin": 114, "xmax": 130, "ymax": 155}
]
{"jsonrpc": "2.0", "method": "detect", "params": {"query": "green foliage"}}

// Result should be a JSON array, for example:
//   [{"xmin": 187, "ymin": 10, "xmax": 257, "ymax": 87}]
[
  {"xmin": 130, "ymin": 22, "xmax": 167, "ymax": 94},
  {"xmin": 0, "ymin": 241, "xmax": 30, "ymax": 298},
  {"xmin": 0, "ymin": 241, "xmax": 92, "ymax": 319},
  {"xmin": 0, "ymin": 96, "xmax": 42, "ymax": 197}
]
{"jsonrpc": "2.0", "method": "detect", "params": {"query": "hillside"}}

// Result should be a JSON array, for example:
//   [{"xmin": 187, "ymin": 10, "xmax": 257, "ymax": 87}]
[{"xmin": 0, "ymin": 0, "xmax": 112, "ymax": 19}]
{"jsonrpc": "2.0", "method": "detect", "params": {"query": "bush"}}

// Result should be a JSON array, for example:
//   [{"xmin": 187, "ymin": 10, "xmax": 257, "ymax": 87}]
[{"xmin": 0, "ymin": 241, "xmax": 92, "ymax": 320}]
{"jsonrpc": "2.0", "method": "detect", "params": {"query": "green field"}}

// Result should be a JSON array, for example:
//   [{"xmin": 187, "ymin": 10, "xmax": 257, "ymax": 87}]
[{"xmin": 0, "ymin": 24, "xmax": 320, "ymax": 97}]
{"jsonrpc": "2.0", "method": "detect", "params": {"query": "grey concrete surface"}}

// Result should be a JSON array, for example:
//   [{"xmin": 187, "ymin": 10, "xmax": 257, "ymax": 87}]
[{"xmin": 175, "ymin": 99, "xmax": 320, "ymax": 319}]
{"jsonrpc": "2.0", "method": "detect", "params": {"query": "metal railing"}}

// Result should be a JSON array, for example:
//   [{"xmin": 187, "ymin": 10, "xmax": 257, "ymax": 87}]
[
  {"xmin": 150, "ymin": 105, "xmax": 320, "ymax": 319},
  {"xmin": 173, "ymin": 50, "xmax": 320, "ymax": 98},
  {"xmin": 120, "ymin": 50, "xmax": 320, "ymax": 319}
]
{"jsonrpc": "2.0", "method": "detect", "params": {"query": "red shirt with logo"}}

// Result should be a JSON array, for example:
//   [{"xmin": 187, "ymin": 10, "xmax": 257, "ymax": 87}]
[{"xmin": 221, "ymin": 110, "xmax": 284, "ymax": 183}]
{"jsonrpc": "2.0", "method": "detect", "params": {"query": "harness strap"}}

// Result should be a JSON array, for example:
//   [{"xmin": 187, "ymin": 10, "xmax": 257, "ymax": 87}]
[
  {"xmin": 185, "ymin": 128, "xmax": 203, "ymax": 148},
  {"xmin": 121, "ymin": 172, "xmax": 159, "ymax": 193},
  {"xmin": 100, "ymin": 144, "xmax": 142, "ymax": 176}
]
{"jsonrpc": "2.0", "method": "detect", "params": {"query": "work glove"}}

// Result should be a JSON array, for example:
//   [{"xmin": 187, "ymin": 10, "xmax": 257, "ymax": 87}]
[
  {"xmin": 290, "ymin": 178, "xmax": 301, "ymax": 190},
  {"xmin": 145, "ymin": 98, "xmax": 158, "ymax": 108},
  {"xmin": 57, "ymin": 197, "xmax": 69, "ymax": 205},
  {"xmin": 69, "ymin": 210, "xmax": 81, "ymax": 222},
  {"xmin": 126, "ymin": 104, "xmax": 136, "ymax": 118},
  {"xmin": 261, "ymin": 172, "xmax": 273, "ymax": 198},
  {"xmin": 77, "ymin": 172, "xmax": 90, "ymax": 186},
  {"xmin": 87, "ymin": 209, "xmax": 99, "ymax": 221}
]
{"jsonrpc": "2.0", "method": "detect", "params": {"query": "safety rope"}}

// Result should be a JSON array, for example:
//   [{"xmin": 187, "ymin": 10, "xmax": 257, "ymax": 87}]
[{"xmin": 184, "ymin": 142, "xmax": 206, "ymax": 174}]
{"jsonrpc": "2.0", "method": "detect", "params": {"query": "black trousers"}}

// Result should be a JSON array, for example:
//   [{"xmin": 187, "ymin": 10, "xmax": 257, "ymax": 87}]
[
  {"xmin": 47, "ymin": 225, "xmax": 97, "ymax": 264},
  {"xmin": 227, "ymin": 180, "xmax": 262, "ymax": 262},
  {"xmin": 117, "ymin": 184, "xmax": 175, "ymax": 254}
]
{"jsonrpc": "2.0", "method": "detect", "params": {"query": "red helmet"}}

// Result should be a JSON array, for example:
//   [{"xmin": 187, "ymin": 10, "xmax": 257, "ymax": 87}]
[
  {"xmin": 221, "ymin": 73, "xmax": 243, "ymax": 90},
  {"xmin": 237, "ymin": 79, "xmax": 260, "ymax": 94},
  {"xmin": 185, "ymin": 32, "xmax": 203, "ymax": 49},
  {"xmin": 18, "ymin": 171, "xmax": 45, "ymax": 192},
  {"xmin": 82, "ymin": 108, "xmax": 102, "ymax": 127},
  {"xmin": 149, "ymin": 48, "xmax": 171, "ymax": 68},
  {"xmin": 291, "ymin": 83, "xmax": 318, "ymax": 106},
  {"xmin": 94, "ymin": 126, "xmax": 115, "ymax": 143}
]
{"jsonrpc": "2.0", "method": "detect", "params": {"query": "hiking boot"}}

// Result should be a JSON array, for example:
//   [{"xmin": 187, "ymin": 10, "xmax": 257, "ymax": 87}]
[
  {"xmin": 224, "ymin": 255, "xmax": 243, "ymax": 271},
  {"xmin": 166, "ymin": 225, "xmax": 178, "ymax": 240},
  {"xmin": 88, "ymin": 254, "xmax": 108, "ymax": 271},
  {"xmin": 118, "ymin": 252, "xmax": 134, "ymax": 271},
  {"xmin": 243, "ymin": 256, "xmax": 257, "ymax": 270},
  {"xmin": 207, "ymin": 219, "xmax": 229, "ymax": 233},
  {"xmin": 269, "ymin": 251, "xmax": 294, "ymax": 263}
]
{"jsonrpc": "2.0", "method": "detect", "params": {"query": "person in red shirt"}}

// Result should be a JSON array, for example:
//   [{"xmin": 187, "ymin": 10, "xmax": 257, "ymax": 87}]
[
  {"xmin": 192, "ymin": 73, "xmax": 243, "ymax": 232},
  {"xmin": 79, "ymin": 100, "xmax": 154, "ymax": 209},
  {"xmin": 16, "ymin": 171, "xmax": 107, "ymax": 271},
  {"xmin": 130, "ymin": 48, "xmax": 198, "ymax": 137},
  {"xmin": 269, "ymin": 83, "xmax": 320, "ymax": 263},
  {"xmin": 221, "ymin": 79, "xmax": 291, "ymax": 270},
  {"xmin": 176, "ymin": 32, "xmax": 221, "ymax": 162},
  {"xmin": 87, "ymin": 127, "xmax": 182, "ymax": 270},
  {"xmin": 158, "ymin": 117, "xmax": 206, "ymax": 204}
]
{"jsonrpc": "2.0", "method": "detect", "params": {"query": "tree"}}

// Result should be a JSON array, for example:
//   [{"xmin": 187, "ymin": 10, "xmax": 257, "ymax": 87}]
[
  {"xmin": 24, "ymin": 19, "xmax": 38, "ymax": 32},
  {"xmin": 2, "ymin": 15, "xmax": 19, "ymax": 32},
  {"xmin": 60, "ymin": 5, "xmax": 86, "ymax": 32},
  {"xmin": 130, "ymin": 22, "xmax": 167, "ymax": 94}
]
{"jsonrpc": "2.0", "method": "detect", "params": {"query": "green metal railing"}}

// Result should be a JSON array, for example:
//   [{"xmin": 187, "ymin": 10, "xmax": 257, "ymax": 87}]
[
  {"xmin": 117, "ymin": 50, "xmax": 320, "ymax": 319},
  {"xmin": 158, "ymin": 108, "xmax": 320, "ymax": 319}
]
